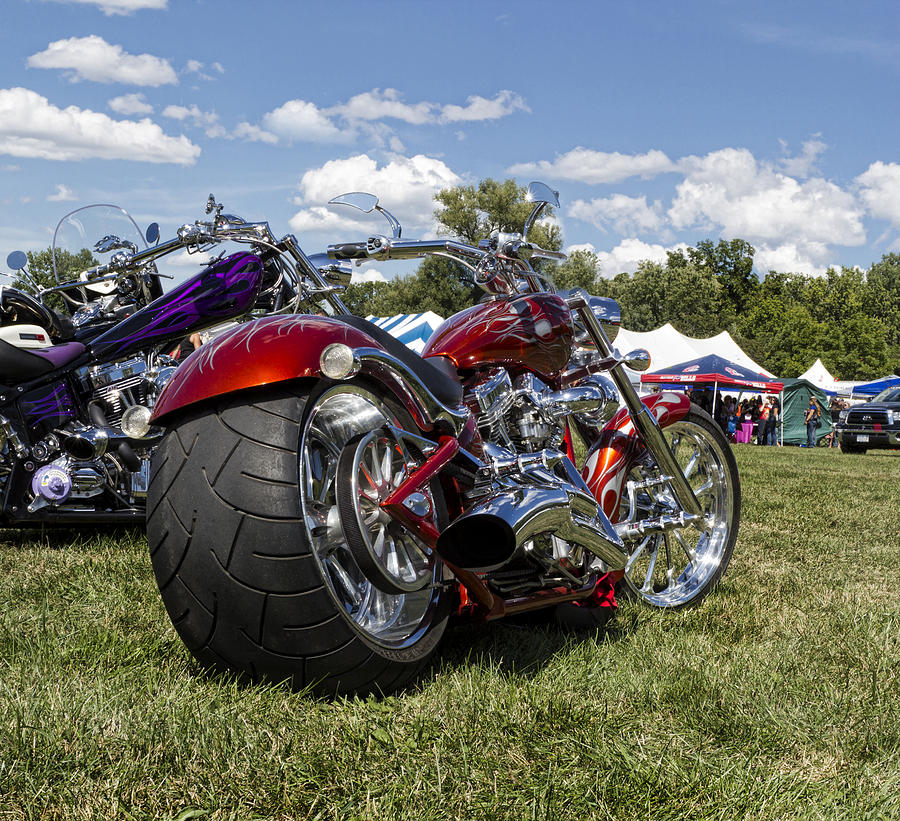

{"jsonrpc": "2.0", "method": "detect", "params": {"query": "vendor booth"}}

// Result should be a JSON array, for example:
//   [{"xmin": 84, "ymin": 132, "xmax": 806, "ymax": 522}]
[
  {"xmin": 366, "ymin": 311, "xmax": 444, "ymax": 353},
  {"xmin": 641, "ymin": 354, "xmax": 784, "ymax": 443},
  {"xmin": 780, "ymin": 378, "xmax": 833, "ymax": 446},
  {"xmin": 851, "ymin": 375, "xmax": 900, "ymax": 398}
]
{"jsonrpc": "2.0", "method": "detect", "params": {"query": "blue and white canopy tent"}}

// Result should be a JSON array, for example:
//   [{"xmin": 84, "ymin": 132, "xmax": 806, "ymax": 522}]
[
  {"xmin": 851, "ymin": 375, "xmax": 900, "ymax": 398},
  {"xmin": 365, "ymin": 312, "xmax": 445, "ymax": 353}
]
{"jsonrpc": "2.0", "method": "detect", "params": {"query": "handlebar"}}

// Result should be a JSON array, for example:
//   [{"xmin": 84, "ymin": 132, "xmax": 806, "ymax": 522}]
[{"xmin": 327, "ymin": 236, "xmax": 486, "ymax": 263}]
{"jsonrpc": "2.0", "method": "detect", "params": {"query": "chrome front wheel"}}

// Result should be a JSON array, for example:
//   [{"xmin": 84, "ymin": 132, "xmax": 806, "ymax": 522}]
[{"xmin": 618, "ymin": 406, "xmax": 740, "ymax": 609}]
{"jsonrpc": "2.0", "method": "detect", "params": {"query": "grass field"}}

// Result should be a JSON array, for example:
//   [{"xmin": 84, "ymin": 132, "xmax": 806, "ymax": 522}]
[{"xmin": 1, "ymin": 445, "xmax": 898, "ymax": 820}]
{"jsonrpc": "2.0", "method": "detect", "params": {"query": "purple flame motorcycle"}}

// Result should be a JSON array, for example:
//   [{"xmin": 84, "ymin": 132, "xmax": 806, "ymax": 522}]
[{"xmin": 0, "ymin": 196, "xmax": 350, "ymax": 525}]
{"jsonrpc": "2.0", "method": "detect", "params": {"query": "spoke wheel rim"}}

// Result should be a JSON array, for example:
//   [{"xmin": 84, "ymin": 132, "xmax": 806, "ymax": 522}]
[
  {"xmin": 338, "ymin": 428, "xmax": 434, "ymax": 594},
  {"xmin": 299, "ymin": 385, "xmax": 443, "ymax": 649},
  {"xmin": 620, "ymin": 419, "xmax": 733, "ymax": 607}
]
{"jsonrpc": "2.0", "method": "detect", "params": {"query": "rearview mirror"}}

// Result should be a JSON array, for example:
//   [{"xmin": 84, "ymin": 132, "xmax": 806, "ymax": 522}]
[
  {"xmin": 328, "ymin": 192, "xmax": 402, "ymax": 238},
  {"xmin": 328, "ymin": 192, "xmax": 379, "ymax": 213},
  {"xmin": 523, "ymin": 181, "xmax": 560, "ymax": 239},
  {"xmin": 6, "ymin": 251, "xmax": 27, "ymax": 271},
  {"xmin": 526, "ymin": 181, "xmax": 560, "ymax": 208}
]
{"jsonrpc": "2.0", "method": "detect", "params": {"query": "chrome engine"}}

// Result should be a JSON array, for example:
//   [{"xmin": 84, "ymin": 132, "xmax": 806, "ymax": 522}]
[
  {"xmin": 80, "ymin": 355, "xmax": 178, "ymax": 429},
  {"xmin": 21, "ymin": 353, "xmax": 177, "ymax": 514},
  {"xmin": 456, "ymin": 366, "xmax": 623, "ymax": 593},
  {"xmin": 465, "ymin": 367, "xmax": 619, "ymax": 453}
]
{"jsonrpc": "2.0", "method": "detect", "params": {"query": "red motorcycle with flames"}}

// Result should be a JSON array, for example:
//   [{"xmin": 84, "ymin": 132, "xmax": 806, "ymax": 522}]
[{"xmin": 147, "ymin": 183, "xmax": 740, "ymax": 696}]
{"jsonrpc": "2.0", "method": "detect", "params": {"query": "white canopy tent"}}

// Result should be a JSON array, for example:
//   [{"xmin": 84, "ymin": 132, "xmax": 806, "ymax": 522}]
[
  {"xmin": 614, "ymin": 323, "xmax": 776, "ymax": 391},
  {"xmin": 798, "ymin": 358, "xmax": 860, "ymax": 396}
]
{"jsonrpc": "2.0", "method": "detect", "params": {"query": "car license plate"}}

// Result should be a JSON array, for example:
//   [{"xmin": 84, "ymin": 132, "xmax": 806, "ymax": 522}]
[{"xmin": 857, "ymin": 434, "xmax": 869, "ymax": 443}]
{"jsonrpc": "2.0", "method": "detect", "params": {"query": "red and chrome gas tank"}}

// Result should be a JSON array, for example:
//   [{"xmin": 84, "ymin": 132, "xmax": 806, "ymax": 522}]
[{"xmin": 423, "ymin": 293, "xmax": 574, "ymax": 380}]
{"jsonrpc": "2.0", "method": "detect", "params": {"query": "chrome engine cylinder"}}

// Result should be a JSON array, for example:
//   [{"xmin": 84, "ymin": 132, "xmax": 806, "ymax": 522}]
[{"xmin": 542, "ymin": 374, "xmax": 619, "ymax": 424}]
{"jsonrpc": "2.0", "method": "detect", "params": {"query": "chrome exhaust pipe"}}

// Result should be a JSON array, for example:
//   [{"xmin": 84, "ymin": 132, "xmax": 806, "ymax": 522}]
[{"xmin": 436, "ymin": 484, "xmax": 627, "ymax": 573}]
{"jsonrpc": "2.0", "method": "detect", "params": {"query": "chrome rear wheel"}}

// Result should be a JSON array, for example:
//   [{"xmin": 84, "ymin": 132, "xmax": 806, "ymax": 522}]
[{"xmin": 300, "ymin": 383, "xmax": 447, "ymax": 649}]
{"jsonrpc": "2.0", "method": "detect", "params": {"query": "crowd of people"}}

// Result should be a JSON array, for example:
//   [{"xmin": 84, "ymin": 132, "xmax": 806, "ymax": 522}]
[
  {"xmin": 672, "ymin": 387, "xmax": 852, "ymax": 447},
  {"xmin": 685, "ymin": 390, "xmax": 782, "ymax": 445}
]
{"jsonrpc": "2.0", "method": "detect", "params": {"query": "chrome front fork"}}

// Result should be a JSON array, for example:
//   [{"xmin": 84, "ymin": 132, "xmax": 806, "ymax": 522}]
[{"xmin": 565, "ymin": 290, "xmax": 702, "ymax": 517}]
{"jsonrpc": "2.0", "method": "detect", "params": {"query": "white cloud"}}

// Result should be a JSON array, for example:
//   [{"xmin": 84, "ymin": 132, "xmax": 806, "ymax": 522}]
[
  {"xmin": 590, "ymin": 238, "xmax": 689, "ymax": 278},
  {"xmin": 0, "ymin": 87, "xmax": 200, "ymax": 165},
  {"xmin": 508, "ymin": 147, "xmax": 676, "ymax": 184},
  {"xmin": 568, "ymin": 194, "xmax": 663, "ymax": 235},
  {"xmin": 856, "ymin": 161, "xmax": 900, "ymax": 226},
  {"xmin": 162, "ymin": 104, "xmax": 224, "ymax": 137},
  {"xmin": 440, "ymin": 90, "xmax": 529, "ymax": 122},
  {"xmin": 669, "ymin": 148, "xmax": 866, "ymax": 270},
  {"xmin": 333, "ymin": 89, "xmax": 434, "ymax": 125},
  {"xmin": 109, "ymin": 92, "xmax": 153, "ymax": 115},
  {"xmin": 292, "ymin": 153, "xmax": 462, "ymax": 236},
  {"xmin": 754, "ymin": 242, "xmax": 832, "ymax": 276},
  {"xmin": 251, "ymin": 88, "xmax": 529, "ymax": 147},
  {"xmin": 232, "ymin": 121, "xmax": 278, "ymax": 145},
  {"xmin": 779, "ymin": 137, "xmax": 827, "ymax": 178},
  {"xmin": 27, "ymin": 36, "xmax": 177, "ymax": 86},
  {"xmin": 47, "ymin": 184, "xmax": 77, "ymax": 202},
  {"xmin": 184, "ymin": 59, "xmax": 223, "ymax": 82},
  {"xmin": 351, "ymin": 267, "xmax": 387, "ymax": 284},
  {"xmin": 287, "ymin": 205, "xmax": 379, "ymax": 236},
  {"xmin": 261, "ymin": 99, "xmax": 350, "ymax": 143},
  {"xmin": 45, "ymin": 0, "xmax": 167, "ymax": 14}
]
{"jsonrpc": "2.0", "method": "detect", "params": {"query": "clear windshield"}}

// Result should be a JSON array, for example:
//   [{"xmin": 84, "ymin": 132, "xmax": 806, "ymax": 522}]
[
  {"xmin": 51, "ymin": 204, "xmax": 147, "ymax": 285},
  {"xmin": 873, "ymin": 386, "xmax": 900, "ymax": 403}
]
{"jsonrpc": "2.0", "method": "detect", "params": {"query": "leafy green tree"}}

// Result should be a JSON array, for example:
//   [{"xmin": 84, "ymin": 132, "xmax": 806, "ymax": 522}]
[
  {"xmin": 669, "ymin": 238, "xmax": 757, "ymax": 314},
  {"xmin": 823, "ymin": 314, "xmax": 891, "ymax": 380},
  {"xmin": 609, "ymin": 259, "xmax": 731, "ymax": 337},
  {"xmin": 434, "ymin": 178, "xmax": 560, "ymax": 251},
  {"xmin": 762, "ymin": 304, "xmax": 828, "ymax": 377},
  {"xmin": 865, "ymin": 253, "xmax": 900, "ymax": 348},
  {"xmin": 550, "ymin": 249, "xmax": 609, "ymax": 294},
  {"xmin": 341, "ymin": 280, "xmax": 393, "ymax": 317},
  {"xmin": 10, "ymin": 248, "xmax": 97, "ymax": 312}
]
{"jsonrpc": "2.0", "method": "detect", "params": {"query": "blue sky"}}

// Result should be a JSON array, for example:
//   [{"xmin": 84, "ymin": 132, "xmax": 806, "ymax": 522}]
[{"xmin": 1, "ymin": 0, "xmax": 899, "ymax": 284}]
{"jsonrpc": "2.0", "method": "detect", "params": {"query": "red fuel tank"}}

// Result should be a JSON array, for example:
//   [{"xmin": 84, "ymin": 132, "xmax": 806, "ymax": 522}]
[{"xmin": 424, "ymin": 293, "xmax": 573, "ymax": 380}]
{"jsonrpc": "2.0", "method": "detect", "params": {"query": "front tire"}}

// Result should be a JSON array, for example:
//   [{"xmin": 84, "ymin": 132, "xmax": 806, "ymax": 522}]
[
  {"xmin": 147, "ymin": 380, "xmax": 449, "ymax": 697},
  {"xmin": 616, "ymin": 406, "xmax": 740, "ymax": 609}
]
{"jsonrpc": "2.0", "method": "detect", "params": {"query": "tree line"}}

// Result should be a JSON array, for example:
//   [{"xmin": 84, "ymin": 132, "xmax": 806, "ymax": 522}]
[
  {"xmin": 10, "ymin": 179, "xmax": 898, "ymax": 381},
  {"xmin": 342, "ymin": 179, "xmax": 899, "ymax": 381}
]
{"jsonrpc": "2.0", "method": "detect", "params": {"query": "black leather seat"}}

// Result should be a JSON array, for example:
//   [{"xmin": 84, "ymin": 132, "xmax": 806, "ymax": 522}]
[
  {"xmin": 0, "ymin": 338, "xmax": 86, "ymax": 383},
  {"xmin": 338, "ymin": 315, "xmax": 463, "ymax": 407}
]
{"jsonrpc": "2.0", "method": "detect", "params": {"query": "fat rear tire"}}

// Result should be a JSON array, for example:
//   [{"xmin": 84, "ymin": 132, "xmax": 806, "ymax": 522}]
[{"xmin": 147, "ymin": 380, "xmax": 449, "ymax": 697}]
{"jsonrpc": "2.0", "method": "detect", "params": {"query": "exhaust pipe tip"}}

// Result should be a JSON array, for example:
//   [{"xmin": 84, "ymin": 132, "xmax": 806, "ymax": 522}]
[{"xmin": 437, "ymin": 514, "xmax": 518, "ymax": 573}]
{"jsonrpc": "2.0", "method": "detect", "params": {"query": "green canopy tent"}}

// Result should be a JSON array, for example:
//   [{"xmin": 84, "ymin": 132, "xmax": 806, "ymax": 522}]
[{"xmin": 780, "ymin": 378, "xmax": 833, "ymax": 446}]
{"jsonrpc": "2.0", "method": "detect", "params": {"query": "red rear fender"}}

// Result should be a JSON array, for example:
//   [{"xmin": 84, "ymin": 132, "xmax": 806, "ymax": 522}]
[{"xmin": 151, "ymin": 315, "xmax": 384, "ymax": 424}]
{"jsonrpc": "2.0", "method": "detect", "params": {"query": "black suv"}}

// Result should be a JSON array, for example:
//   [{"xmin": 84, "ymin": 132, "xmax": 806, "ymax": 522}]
[{"xmin": 836, "ymin": 386, "xmax": 900, "ymax": 453}]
